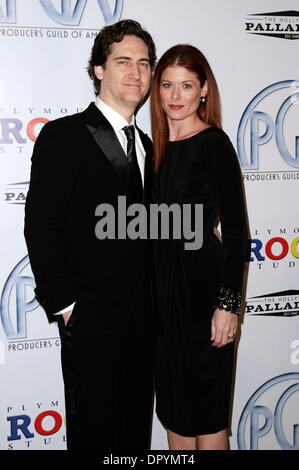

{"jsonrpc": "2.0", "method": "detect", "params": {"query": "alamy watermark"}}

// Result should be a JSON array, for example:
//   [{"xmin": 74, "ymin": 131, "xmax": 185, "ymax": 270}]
[{"xmin": 95, "ymin": 196, "xmax": 203, "ymax": 250}]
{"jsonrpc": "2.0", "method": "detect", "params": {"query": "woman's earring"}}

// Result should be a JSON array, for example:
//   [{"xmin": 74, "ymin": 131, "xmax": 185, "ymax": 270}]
[{"xmin": 200, "ymin": 96, "xmax": 206, "ymax": 104}]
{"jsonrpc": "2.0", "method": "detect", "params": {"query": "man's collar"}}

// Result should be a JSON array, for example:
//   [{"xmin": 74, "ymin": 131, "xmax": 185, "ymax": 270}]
[{"xmin": 95, "ymin": 97, "xmax": 135, "ymax": 132}]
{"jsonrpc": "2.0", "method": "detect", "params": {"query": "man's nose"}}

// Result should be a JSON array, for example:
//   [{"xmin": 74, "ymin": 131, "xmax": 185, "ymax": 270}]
[{"xmin": 129, "ymin": 62, "xmax": 141, "ymax": 79}]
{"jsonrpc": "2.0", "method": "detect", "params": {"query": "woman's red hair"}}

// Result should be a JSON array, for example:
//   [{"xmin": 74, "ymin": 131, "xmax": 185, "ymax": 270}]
[{"xmin": 150, "ymin": 44, "xmax": 222, "ymax": 173}]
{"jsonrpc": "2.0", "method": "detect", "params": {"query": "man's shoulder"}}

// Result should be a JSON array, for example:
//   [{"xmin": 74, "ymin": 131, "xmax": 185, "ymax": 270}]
[
  {"xmin": 44, "ymin": 107, "xmax": 86, "ymax": 131},
  {"xmin": 36, "ymin": 104, "xmax": 93, "ymax": 144},
  {"xmin": 30, "ymin": 104, "xmax": 98, "ymax": 160}
]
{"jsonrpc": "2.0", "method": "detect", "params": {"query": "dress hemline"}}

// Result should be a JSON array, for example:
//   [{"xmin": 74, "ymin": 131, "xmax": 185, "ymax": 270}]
[{"xmin": 156, "ymin": 409, "xmax": 229, "ymax": 438}]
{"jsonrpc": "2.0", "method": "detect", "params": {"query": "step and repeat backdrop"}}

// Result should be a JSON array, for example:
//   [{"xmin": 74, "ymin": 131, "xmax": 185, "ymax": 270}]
[{"xmin": 0, "ymin": 0, "xmax": 298, "ymax": 451}]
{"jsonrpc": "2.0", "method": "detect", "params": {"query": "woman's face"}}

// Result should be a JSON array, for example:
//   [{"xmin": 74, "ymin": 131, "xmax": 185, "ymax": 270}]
[{"xmin": 159, "ymin": 65, "xmax": 207, "ymax": 122}]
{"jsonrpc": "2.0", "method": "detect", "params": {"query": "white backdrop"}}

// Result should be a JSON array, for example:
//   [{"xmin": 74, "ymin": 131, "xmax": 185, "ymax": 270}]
[{"xmin": 0, "ymin": 0, "xmax": 298, "ymax": 451}]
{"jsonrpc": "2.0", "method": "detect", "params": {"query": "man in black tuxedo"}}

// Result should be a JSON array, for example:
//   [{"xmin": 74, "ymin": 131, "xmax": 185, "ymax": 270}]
[{"xmin": 24, "ymin": 20, "xmax": 156, "ymax": 450}]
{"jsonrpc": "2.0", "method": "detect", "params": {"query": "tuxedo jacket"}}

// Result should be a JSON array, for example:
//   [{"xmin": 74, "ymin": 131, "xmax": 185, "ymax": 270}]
[{"xmin": 24, "ymin": 102, "xmax": 153, "ymax": 330}]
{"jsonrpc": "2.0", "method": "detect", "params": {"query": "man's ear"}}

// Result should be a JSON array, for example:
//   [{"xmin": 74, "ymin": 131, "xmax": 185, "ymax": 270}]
[{"xmin": 94, "ymin": 65, "xmax": 104, "ymax": 80}]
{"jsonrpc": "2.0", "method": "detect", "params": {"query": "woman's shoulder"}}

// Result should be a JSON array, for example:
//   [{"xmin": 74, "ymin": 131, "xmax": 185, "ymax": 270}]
[
  {"xmin": 203, "ymin": 127, "xmax": 242, "ymax": 174},
  {"xmin": 201, "ymin": 127, "xmax": 236, "ymax": 156},
  {"xmin": 184, "ymin": 126, "xmax": 232, "ymax": 152},
  {"xmin": 201, "ymin": 126, "xmax": 231, "ymax": 143}
]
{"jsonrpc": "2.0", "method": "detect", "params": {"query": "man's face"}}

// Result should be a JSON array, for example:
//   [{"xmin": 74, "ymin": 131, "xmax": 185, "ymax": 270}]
[{"xmin": 95, "ymin": 35, "xmax": 152, "ymax": 116}]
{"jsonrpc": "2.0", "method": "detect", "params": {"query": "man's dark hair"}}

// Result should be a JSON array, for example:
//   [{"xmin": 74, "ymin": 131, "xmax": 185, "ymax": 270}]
[{"xmin": 87, "ymin": 19, "xmax": 156, "ymax": 96}]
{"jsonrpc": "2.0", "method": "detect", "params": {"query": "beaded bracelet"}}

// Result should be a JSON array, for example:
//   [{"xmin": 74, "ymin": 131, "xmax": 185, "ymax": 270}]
[{"xmin": 214, "ymin": 287, "xmax": 242, "ymax": 315}]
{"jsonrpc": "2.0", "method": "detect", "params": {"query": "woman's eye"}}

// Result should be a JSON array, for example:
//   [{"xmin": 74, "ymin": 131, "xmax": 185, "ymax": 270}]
[
  {"xmin": 161, "ymin": 83, "xmax": 171, "ymax": 88},
  {"xmin": 183, "ymin": 83, "xmax": 192, "ymax": 89}
]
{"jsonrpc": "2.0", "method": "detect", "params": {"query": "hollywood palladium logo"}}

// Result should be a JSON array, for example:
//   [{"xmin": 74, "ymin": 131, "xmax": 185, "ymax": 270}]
[
  {"xmin": 245, "ymin": 10, "xmax": 299, "ymax": 40},
  {"xmin": 4, "ymin": 182, "xmax": 29, "ymax": 205},
  {"xmin": 246, "ymin": 289, "xmax": 299, "ymax": 318}
]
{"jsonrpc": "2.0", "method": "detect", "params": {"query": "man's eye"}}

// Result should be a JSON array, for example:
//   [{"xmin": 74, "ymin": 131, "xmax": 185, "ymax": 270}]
[{"xmin": 140, "ymin": 62, "xmax": 149, "ymax": 67}]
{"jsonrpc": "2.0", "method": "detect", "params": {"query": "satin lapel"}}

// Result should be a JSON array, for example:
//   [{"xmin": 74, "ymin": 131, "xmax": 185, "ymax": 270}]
[
  {"xmin": 82, "ymin": 103, "xmax": 133, "ymax": 193},
  {"xmin": 137, "ymin": 127, "xmax": 153, "ymax": 205}
]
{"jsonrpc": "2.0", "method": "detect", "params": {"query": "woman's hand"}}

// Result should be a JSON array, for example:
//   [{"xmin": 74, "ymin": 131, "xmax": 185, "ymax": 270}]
[
  {"xmin": 213, "ymin": 225, "xmax": 222, "ymax": 242},
  {"xmin": 211, "ymin": 309, "xmax": 238, "ymax": 348},
  {"xmin": 62, "ymin": 309, "xmax": 73, "ymax": 326}
]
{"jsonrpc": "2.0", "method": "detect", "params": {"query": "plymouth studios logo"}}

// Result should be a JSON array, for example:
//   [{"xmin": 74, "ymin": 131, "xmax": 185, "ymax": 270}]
[
  {"xmin": 0, "ymin": 0, "xmax": 124, "ymax": 26},
  {"xmin": 245, "ymin": 10, "xmax": 299, "ymax": 40},
  {"xmin": 237, "ymin": 80, "xmax": 299, "ymax": 174}
]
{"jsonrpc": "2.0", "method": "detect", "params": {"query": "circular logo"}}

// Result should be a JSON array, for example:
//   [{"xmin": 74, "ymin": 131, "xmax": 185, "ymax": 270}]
[
  {"xmin": 237, "ymin": 372, "xmax": 299, "ymax": 450},
  {"xmin": 0, "ymin": 256, "xmax": 38, "ymax": 339},
  {"xmin": 237, "ymin": 80, "xmax": 299, "ymax": 170}
]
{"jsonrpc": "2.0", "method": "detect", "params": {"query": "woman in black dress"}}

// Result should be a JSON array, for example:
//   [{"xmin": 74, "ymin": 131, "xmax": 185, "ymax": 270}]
[{"xmin": 150, "ymin": 45, "xmax": 248, "ymax": 450}]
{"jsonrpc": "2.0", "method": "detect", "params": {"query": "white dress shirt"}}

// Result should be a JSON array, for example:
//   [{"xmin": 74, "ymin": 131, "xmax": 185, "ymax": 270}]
[
  {"xmin": 95, "ymin": 97, "xmax": 146, "ymax": 184},
  {"xmin": 56, "ymin": 98, "xmax": 146, "ymax": 315}
]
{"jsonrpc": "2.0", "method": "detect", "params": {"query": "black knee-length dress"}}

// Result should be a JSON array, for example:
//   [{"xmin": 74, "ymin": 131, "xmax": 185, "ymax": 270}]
[{"xmin": 153, "ymin": 126, "xmax": 248, "ymax": 436}]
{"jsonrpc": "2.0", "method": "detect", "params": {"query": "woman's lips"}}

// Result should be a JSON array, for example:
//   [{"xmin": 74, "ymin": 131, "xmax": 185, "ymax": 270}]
[{"xmin": 169, "ymin": 105, "xmax": 184, "ymax": 110}]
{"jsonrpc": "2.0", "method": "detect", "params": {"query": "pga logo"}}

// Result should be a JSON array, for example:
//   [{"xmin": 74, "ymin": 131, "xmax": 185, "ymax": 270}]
[
  {"xmin": 237, "ymin": 373, "xmax": 299, "ymax": 450},
  {"xmin": 0, "ymin": 255, "xmax": 38, "ymax": 339},
  {"xmin": 0, "ymin": 0, "xmax": 123, "ymax": 26},
  {"xmin": 237, "ymin": 80, "xmax": 299, "ymax": 170}
]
